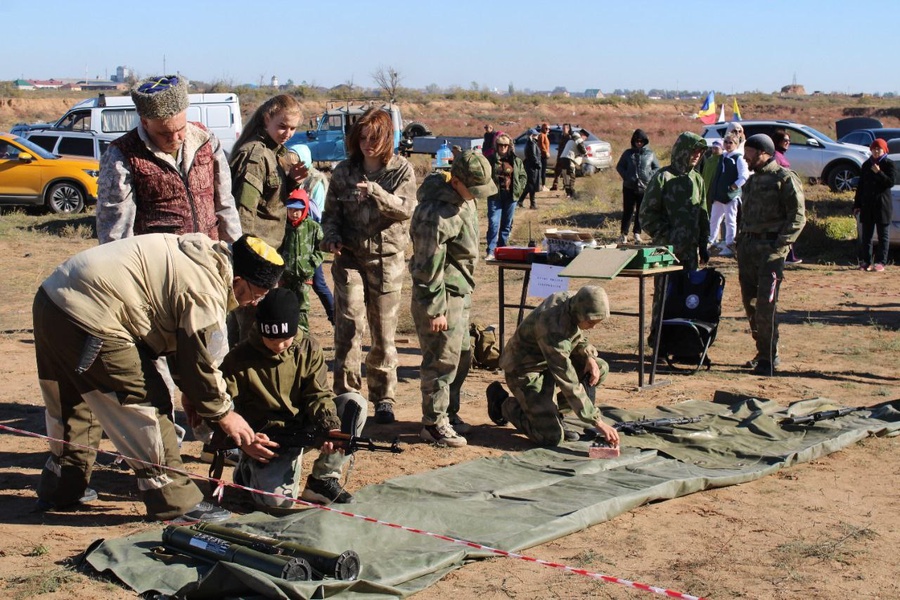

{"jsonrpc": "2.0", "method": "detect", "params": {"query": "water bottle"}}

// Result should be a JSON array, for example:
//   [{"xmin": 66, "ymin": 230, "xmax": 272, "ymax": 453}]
[{"xmin": 434, "ymin": 140, "xmax": 452, "ymax": 169}]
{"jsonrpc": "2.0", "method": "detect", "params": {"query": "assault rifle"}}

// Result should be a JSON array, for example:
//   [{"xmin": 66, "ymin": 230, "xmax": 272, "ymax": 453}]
[
  {"xmin": 613, "ymin": 416, "xmax": 702, "ymax": 436},
  {"xmin": 779, "ymin": 407, "xmax": 857, "ymax": 427},
  {"xmin": 207, "ymin": 401, "xmax": 401, "ymax": 478}
]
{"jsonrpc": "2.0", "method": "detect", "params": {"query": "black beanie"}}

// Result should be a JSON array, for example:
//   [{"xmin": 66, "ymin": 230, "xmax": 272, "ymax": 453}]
[
  {"xmin": 256, "ymin": 288, "xmax": 299, "ymax": 339},
  {"xmin": 231, "ymin": 235, "xmax": 284, "ymax": 290}
]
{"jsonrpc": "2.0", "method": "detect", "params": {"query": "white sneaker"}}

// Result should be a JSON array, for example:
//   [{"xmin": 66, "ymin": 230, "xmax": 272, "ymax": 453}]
[
  {"xmin": 633, "ymin": 233, "xmax": 644, "ymax": 244},
  {"xmin": 420, "ymin": 421, "xmax": 467, "ymax": 448},
  {"xmin": 617, "ymin": 234, "xmax": 628, "ymax": 245}
]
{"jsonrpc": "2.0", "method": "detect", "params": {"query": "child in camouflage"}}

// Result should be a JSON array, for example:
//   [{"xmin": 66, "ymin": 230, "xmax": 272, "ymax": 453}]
[{"xmin": 279, "ymin": 188, "xmax": 325, "ymax": 333}]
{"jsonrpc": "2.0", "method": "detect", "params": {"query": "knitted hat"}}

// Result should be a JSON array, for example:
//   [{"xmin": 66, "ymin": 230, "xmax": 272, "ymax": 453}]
[
  {"xmin": 231, "ymin": 235, "xmax": 284, "ymax": 290},
  {"xmin": 255, "ymin": 288, "xmax": 299, "ymax": 339},
  {"xmin": 450, "ymin": 151, "xmax": 498, "ymax": 199},
  {"xmin": 131, "ymin": 75, "xmax": 189, "ymax": 119},
  {"xmin": 871, "ymin": 138, "xmax": 888, "ymax": 153},
  {"xmin": 744, "ymin": 134, "xmax": 775, "ymax": 156}
]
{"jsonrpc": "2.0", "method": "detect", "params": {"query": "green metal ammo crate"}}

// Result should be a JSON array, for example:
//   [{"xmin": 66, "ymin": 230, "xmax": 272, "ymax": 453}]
[{"xmin": 623, "ymin": 245, "xmax": 677, "ymax": 269}]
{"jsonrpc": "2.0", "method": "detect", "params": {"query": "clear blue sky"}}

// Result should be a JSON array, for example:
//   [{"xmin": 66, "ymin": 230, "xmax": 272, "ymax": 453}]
[{"xmin": 2, "ymin": 0, "xmax": 895, "ymax": 95}]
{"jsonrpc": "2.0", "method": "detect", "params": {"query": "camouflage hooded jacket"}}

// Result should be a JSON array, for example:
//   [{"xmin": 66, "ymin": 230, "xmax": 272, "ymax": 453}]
[
  {"xmin": 408, "ymin": 173, "xmax": 479, "ymax": 318},
  {"xmin": 640, "ymin": 132, "xmax": 709, "ymax": 268}
]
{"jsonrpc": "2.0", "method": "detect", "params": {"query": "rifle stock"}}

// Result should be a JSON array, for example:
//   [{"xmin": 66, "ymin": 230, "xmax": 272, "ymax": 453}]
[{"xmin": 779, "ymin": 407, "xmax": 857, "ymax": 426}]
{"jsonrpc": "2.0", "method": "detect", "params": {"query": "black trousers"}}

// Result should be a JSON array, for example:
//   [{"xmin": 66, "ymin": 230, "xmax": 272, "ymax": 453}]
[{"xmin": 621, "ymin": 186, "xmax": 645, "ymax": 234}]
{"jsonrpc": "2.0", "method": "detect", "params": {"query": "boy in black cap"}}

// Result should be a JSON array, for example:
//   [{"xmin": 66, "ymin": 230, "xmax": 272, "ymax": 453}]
[{"xmin": 220, "ymin": 288, "xmax": 367, "ymax": 508}]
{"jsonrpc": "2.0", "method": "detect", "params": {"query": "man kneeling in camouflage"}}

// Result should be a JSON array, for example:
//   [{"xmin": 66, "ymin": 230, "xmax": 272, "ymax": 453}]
[{"xmin": 486, "ymin": 286, "xmax": 620, "ymax": 447}]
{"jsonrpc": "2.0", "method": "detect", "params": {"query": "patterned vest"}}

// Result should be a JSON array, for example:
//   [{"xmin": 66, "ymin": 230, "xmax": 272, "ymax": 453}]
[{"xmin": 113, "ymin": 124, "xmax": 219, "ymax": 239}]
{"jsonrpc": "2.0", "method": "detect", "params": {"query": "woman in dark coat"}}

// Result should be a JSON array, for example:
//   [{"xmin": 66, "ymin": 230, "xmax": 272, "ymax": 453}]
[
  {"xmin": 615, "ymin": 129, "xmax": 659, "ymax": 244},
  {"xmin": 853, "ymin": 138, "xmax": 895, "ymax": 271}
]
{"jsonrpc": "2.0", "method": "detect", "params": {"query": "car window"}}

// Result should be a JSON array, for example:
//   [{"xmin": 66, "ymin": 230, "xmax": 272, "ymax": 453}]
[
  {"xmin": 840, "ymin": 131, "xmax": 870, "ymax": 146},
  {"xmin": 548, "ymin": 131, "xmax": 561, "ymax": 145},
  {"xmin": 26, "ymin": 134, "xmax": 58, "ymax": 152},
  {"xmin": 514, "ymin": 133, "xmax": 528, "ymax": 144},
  {"xmin": 206, "ymin": 105, "xmax": 232, "ymax": 128},
  {"xmin": 100, "ymin": 109, "xmax": 138, "ymax": 133},
  {"xmin": 893, "ymin": 160, "xmax": 900, "ymax": 185},
  {"xmin": 786, "ymin": 127, "xmax": 817, "ymax": 147},
  {"xmin": 0, "ymin": 142, "xmax": 22, "ymax": 160},
  {"xmin": 57, "ymin": 111, "xmax": 92, "ymax": 132},
  {"xmin": 57, "ymin": 137, "xmax": 94, "ymax": 157},
  {"xmin": 99, "ymin": 140, "xmax": 112, "ymax": 156},
  {"xmin": 9, "ymin": 137, "xmax": 57, "ymax": 160}
]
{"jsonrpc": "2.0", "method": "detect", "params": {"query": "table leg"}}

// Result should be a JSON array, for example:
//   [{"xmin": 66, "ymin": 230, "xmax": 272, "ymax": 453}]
[
  {"xmin": 637, "ymin": 276, "xmax": 646, "ymax": 387},
  {"xmin": 517, "ymin": 269, "xmax": 531, "ymax": 327},
  {"xmin": 648, "ymin": 272, "xmax": 670, "ymax": 386},
  {"xmin": 498, "ymin": 267, "xmax": 506, "ymax": 354}
]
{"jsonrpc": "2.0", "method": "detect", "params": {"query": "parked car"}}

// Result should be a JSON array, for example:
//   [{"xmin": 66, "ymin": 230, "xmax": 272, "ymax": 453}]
[
  {"xmin": 9, "ymin": 122, "xmax": 55, "ymax": 136},
  {"xmin": 837, "ymin": 128, "xmax": 900, "ymax": 148},
  {"xmin": 24, "ymin": 129, "xmax": 118, "ymax": 162},
  {"xmin": 0, "ymin": 133, "xmax": 99, "ymax": 213},
  {"xmin": 885, "ymin": 154, "xmax": 900, "ymax": 246},
  {"xmin": 702, "ymin": 120, "xmax": 870, "ymax": 192},
  {"xmin": 513, "ymin": 125, "xmax": 613, "ymax": 176}
]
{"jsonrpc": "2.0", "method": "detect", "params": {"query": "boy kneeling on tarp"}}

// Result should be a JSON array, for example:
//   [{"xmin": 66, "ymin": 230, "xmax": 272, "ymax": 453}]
[{"xmin": 221, "ymin": 288, "xmax": 366, "ymax": 509}]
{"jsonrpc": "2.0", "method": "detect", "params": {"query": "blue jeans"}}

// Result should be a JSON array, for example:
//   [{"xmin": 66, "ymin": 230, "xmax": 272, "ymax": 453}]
[
  {"xmin": 486, "ymin": 193, "xmax": 517, "ymax": 256},
  {"xmin": 311, "ymin": 265, "xmax": 335, "ymax": 324}
]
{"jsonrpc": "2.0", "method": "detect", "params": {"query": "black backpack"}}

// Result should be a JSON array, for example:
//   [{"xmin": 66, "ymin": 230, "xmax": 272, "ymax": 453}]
[{"xmin": 658, "ymin": 268, "xmax": 726, "ymax": 372}]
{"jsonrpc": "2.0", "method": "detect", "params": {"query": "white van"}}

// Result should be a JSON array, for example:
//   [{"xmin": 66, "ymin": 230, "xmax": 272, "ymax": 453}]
[{"xmin": 52, "ymin": 93, "xmax": 243, "ymax": 155}]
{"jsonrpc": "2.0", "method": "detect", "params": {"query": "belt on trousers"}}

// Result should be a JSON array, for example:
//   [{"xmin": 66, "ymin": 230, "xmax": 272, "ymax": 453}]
[{"xmin": 744, "ymin": 232, "xmax": 779, "ymax": 241}]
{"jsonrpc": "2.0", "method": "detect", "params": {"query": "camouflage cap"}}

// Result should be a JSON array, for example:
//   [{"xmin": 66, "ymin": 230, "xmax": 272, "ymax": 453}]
[
  {"xmin": 569, "ymin": 286, "xmax": 610, "ymax": 322},
  {"xmin": 451, "ymin": 150, "xmax": 498, "ymax": 200}
]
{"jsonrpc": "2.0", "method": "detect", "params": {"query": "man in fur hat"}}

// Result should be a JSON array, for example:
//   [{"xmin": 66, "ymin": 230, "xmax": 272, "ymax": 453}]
[{"xmin": 96, "ymin": 75, "xmax": 241, "ymax": 244}]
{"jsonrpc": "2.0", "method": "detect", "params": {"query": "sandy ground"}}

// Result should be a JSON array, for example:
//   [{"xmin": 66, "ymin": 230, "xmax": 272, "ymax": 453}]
[{"xmin": 1, "ymin": 187, "xmax": 898, "ymax": 599}]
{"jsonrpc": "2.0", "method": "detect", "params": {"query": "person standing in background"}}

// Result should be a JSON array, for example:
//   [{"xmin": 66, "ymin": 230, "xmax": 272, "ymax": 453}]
[
  {"xmin": 538, "ymin": 122, "xmax": 551, "ymax": 191},
  {"xmin": 615, "ymin": 128, "xmax": 659, "ymax": 244},
  {"xmin": 549, "ymin": 123, "xmax": 572, "ymax": 191},
  {"xmin": 485, "ymin": 133, "xmax": 526, "ymax": 259},
  {"xmin": 707, "ymin": 133, "xmax": 749, "ymax": 258},
  {"xmin": 773, "ymin": 130, "xmax": 803, "ymax": 265},
  {"xmin": 853, "ymin": 138, "xmax": 894, "ymax": 272},
  {"xmin": 518, "ymin": 128, "xmax": 541, "ymax": 209},
  {"xmin": 482, "ymin": 124, "xmax": 498, "ymax": 160}
]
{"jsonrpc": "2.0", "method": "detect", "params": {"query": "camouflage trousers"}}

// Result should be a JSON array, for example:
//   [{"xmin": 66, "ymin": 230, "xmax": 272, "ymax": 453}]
[
  {"xmin": 501, "ymin": 356, "xmax": 608, "ymax": 446},
  {"xmin": 282, "ymin": 279, "xmax": 312, "ymax": 333},
  {"xmin": 32, "ymin": 289, "xmax": 203, "ymax": 520},
  {"xmin": 234, "ymin": 392, "xmax": 366, "ymax": 511},
  {"xmin": 411, "ymin": 293, "xmax": 472, "ymax": 425},
  {"xmin": 559, "ymin": 157, "xmax": 576, "ymax": 195},
  {"xmin": 737, "ymin": 238, "xmax": 787, "ymax": 362},
  {"xmin": 331, "ymin": 253, "xmax": 404, "ymax": 405}
]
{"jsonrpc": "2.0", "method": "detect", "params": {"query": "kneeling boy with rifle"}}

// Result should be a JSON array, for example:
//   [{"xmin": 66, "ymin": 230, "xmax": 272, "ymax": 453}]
[{"xmin": 221, "ymin": 288, "xmax": 368, "ymax": 509}]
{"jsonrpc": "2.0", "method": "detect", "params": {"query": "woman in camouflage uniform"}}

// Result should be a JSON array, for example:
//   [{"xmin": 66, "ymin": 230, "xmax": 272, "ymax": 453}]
[{"xmin": 321, "ymin": 108, "xmax": 417, "ymax": 425}]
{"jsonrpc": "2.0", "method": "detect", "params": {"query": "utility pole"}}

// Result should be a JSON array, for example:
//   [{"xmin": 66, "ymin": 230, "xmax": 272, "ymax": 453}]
[{"xmin": 163, "ymin": 55, "xmax": 167, "ymax": 75}]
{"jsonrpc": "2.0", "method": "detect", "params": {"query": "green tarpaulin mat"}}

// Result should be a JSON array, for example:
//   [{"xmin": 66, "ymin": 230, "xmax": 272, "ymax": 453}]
[{"xmin": 83, "ymin": 396, "xmax": 900, "ymax": 599}]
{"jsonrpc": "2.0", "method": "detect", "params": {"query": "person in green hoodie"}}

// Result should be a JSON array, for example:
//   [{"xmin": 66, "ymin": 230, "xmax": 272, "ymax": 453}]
[
  {"xmin": 409, "ymin": 151, "xmax": 497, "ymax": 448},
  {"xmin": 640, "ymin": 132, "xmax": 711, "ymax": 340}
]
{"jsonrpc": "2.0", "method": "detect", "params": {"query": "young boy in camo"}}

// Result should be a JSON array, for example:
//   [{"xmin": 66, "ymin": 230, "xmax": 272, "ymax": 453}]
[
  {"xmin": 485, "ymin": 286, "xmax": 620, "ymax": 448},
  {"xmin": 279, "ymin": 188, "xmax": 324, "ymax": 333},
  {"xmin": 410, "ymin": 151, "xmax": 497, "ymax": 447},
  {"xmin": 221, "ymin": 288, "xmax": 367, "ymax": 508}
]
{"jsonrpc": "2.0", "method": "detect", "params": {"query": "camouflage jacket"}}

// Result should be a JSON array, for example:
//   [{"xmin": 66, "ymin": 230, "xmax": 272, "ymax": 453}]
[
  {"xmin": 640, "ymin": 132, "xmax": 709, "ymax": 267},
  {"xmin": 409, "ymin": 174, "xmax": 479, "ymax": 318},
  {"xmin": 229, "ymin": 134, "xmax": 293, "ymax": 249},
  {"xmin": 321, "ymin": 154, "xmax": 417, "ymax": 258},
  {"xmin": 739, "ymin": 158, "xmax": 806, "ymax": 248},
  {"xmin": 280, "ymin": 218, "xmax": 324, "ymax": 284},
  {"xmin": 221, "ymin": 329, "xmax": 337, "ymax": 434},
  {"xmin": 499, "ymin": 291, "xmax": 601, "ymax": 424}
]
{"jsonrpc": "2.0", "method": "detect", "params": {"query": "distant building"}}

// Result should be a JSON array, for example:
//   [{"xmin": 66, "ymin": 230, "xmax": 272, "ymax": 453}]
[
  {"xmin": 28, "ymin": 79, "xmax": 65, "ymax": 89},
  {"xmin": 78, "ymin": 79, "xmax": 128, "ymax": 91},
  {"xmin": 112, "ymin": 66, "xmax": 132, "ymax": 83},
  {"xmin": 551, "ymin": 86, "xmax": 570, "ymax": 97},
  {"xmin": 271, "ymin": 75, "xmax": 279, "ymax": 88},
  {"xmin": 584, "ymin": 89, "xmax": 605, "ymax": 99},
  {"xmin": 14, "ymin": 79, "xmax": 35, "ymax": 91}
]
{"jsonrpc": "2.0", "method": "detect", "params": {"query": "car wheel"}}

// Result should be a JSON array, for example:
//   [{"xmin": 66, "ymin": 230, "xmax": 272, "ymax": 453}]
[
  {"xmin": 826, "ymin": 164, "xmax": 859, "ymax": 193},
  {"xmin": 403, "ymin": 122, "xmax": 431, "ymax": 139},
  {"xmin": 45, "ymin": 182, "xmax": 85, "ymax": 214}
]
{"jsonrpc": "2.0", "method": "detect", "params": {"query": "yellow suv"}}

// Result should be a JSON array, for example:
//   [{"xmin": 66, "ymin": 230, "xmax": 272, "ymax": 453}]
[{"xmin": 0, "ymin": 132, "xmax": 99, "ymax": 213}]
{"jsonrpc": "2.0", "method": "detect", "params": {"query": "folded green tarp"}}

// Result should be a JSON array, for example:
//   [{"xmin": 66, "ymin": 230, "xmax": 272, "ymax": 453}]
[{"xmin": 83, "ymin": 396, "xmax": 900, "ymax": 599}]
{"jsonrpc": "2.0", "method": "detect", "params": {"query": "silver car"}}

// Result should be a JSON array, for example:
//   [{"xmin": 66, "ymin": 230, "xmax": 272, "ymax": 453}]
[
  {"xmin": 513, "ymin": 125, "xmax": 613, "ymax": 176},
  {"xmin": 24, "ymin": 129, "xmax": 118, "ymax": 162},
  {"xmin": 702, "ymin": 120, "xmax": 870, "ymax": 192}
]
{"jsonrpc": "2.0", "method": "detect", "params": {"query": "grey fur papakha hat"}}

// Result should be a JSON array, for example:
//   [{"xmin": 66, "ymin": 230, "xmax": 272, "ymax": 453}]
[{"xmin": 131, "ymin": 75, "xmax": 189, "ymax": 119}]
